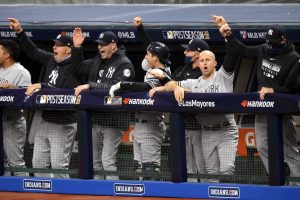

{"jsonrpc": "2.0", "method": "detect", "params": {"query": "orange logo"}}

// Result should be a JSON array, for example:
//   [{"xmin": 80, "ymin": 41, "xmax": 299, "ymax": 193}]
[
  {"xmin": 241, "ymin": 100, "xmax": 248, "ymax": 108},
  {"xmin": 123, "ymin": 98, "xmax": 129, "ymax": 104}
]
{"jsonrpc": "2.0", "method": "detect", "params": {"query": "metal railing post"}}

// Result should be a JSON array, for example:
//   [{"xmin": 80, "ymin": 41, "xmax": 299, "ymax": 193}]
[
  {"xmin": 267, "ymin": 114, "xmax": 284, "ymax": 185},
  {"xmin": 169, "ymin": 112, "xmax": 187, "ymax": 183},
  {"xmin": 77, "ymin": 110, "xmax": 93, "ymax": 179}
]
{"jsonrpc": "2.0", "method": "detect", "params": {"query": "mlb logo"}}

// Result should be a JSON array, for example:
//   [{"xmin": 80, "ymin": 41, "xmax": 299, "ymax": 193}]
[
  {"xmin": 240, "ymin": 31, "xmax": 247, "ymax": 40},
  {"xmin": 167, "ymin": 31, "xmax": 174, "ymax": 39},
  {"xmin": 36, "ymin": 95, "xmax": 47, "ymax": 104},
  {"xmin": 104, "ymin": 96, "xmax": 122, "ymax": 105}
]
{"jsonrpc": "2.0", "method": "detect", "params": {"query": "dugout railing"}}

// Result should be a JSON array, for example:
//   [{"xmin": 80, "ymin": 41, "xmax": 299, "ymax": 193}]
[{"xmin": 0, "ymin": 88, "xmax": 300, "ymax": 199}]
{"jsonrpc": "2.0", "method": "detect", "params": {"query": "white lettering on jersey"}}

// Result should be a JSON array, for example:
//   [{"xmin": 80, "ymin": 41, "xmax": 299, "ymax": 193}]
[
  {"xmin": 106, "ymin": 67, "xmax": 116, "ymax": 78},
  {"xmin": 99, "ymin": 70, "xmax": 104, "ymax": 78},
  {"xmin": 0, "ymin": 78, "xmax": 8, "ymax": 84},
  {"xmin": 204, "ymin": 85, "xmax": 219, "ymax": 93},
  {"xmin": 261, "ymin": 59, "xmax": 281, "ymax": 79},
  {"xmin": 49, "ymin": 69, "xmax": 58, "ymax": 85}
]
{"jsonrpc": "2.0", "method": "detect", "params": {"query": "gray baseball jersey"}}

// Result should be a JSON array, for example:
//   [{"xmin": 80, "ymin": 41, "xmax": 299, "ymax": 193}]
[
  {"xmin": 180, "ymin": 66, "xmax": 238, "ymax": 178},
  {"xmin": 0, "ymin": 62, "xmax": 31, "ymax": 176},
  {"xmin": 133, "ymin": 67, "xmax": 171, "ymax": 167}
]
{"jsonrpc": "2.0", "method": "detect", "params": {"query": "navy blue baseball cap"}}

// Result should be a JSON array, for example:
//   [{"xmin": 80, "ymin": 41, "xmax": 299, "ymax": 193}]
[
  {"xmin": 265, "ymin": 25, "xmax": 286, "ymax": 42},
  {"xmin": 96, "ymin": 31, "xmax": 118, "ymax": 45},
  {"xmin": 181, "ymin": 39, "xmax": 209, "ymax": 52},
  {"xmin": 147, "ymin": 42, "xmax": 171, "ymax": 65},
  {"xmin": 53, "ymin": 33, "xmax": 73, "ymax": 47}
]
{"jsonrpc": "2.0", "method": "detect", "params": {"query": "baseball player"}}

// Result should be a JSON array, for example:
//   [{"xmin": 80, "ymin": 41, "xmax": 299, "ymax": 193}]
[
  {"xmin": 149, "ymin": 38, "xmax": 210, "ymax": 182},
  {"xmin": 164, "ymin": 50, "xmax": 238, "ymax": 182},
  {"xmin": 73, "ymin": 28, "xmax": 135, "ymax": 180},
  {"xmin": 110, "ymin": 41, "xmax": 172, "ymax": 180},
  {"xmin": 214, "ymin": 15, "xmax": 300, "ymax": 185},
  {"xmin": 0, "ymin": 39, "xmax": 31, "ymax": 176},
  {"xmin": 8, "ymin": 18, "xmax": 80, "ymax": 178}
]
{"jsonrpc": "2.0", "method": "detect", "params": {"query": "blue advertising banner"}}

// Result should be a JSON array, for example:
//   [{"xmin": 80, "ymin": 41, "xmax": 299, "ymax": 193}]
[{"xmin": 0, "ymin": 89, "xmax": 299, "ymax": 114}]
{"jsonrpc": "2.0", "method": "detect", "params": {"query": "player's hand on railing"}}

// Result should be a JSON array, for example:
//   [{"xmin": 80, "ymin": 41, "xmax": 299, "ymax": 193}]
[
  {"xmin": 174, "ymin": 87, "xmax": 185, "ymax": 102},
  {"xmin": 149, "ymin": 88, "xmax": 157, "ymax": 97},
  {"xmin": 25, "ymin": 83, "xmax": 41, "ymax": 96},
  {"xmin": 109, "ymin": 82, "xmax": 121, "ymax": 98},
  {"xmin": 133, "ymin": 16, "xmax": 142, "ymax": 27},
  {"xmin": 6, "ymin": 18, "xmax": 23, "ymax": 33},
  {"xmin": 74, "ymin": 84, "xmax": 89, "ymax": 96},
  {"xmin": 211, "ymin": 14, "xmax": 227, "ymax": 27},
  {"xmin": 259, "ymin": 87, "xmax": 274, "ymax": 100},
  {"xmin": 73, "ymin": 27, "xmax": 85, "ymax": 47}
]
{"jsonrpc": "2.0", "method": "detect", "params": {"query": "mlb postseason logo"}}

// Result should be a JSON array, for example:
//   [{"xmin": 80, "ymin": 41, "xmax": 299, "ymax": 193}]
[
  {"xmin": 208, "ymin": 186, "xmax": 240, "ymax": 199},
  {"xmin": 114, "ymin": 183, "xmax": 145, "ymax": 195},
  {"xmin": 104, "ymin": 96, "xmax": 122, "ymax": 105},
  {"xmin": 23, "ymin": 179, "xmax": 52, "ymax": 191}
]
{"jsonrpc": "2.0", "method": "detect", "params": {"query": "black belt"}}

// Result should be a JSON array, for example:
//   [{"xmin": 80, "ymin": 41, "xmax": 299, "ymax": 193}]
[
  {"xmin": 202, "ymin": 122, "xmax": 229, "ymax": 131},
  {"xmin": 135, "ymin": 119, "xmax": 148, "ymax": 123}
]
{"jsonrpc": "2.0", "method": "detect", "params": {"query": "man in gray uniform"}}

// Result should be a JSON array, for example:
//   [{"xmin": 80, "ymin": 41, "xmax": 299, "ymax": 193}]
[
  {"xmin": 8, "ymin": 18, "xmax": 80, "ymax": 178},
  {"xmin": 164, "ymin": 50, "xmax": 238, "ymax": 181},
  {"xmin": 110, "ymin": 41, "xmax": 171, "ymax": 180},
  {"xmin": 0, "ymin": 39, "xmax": 31, "ymax": 176}
]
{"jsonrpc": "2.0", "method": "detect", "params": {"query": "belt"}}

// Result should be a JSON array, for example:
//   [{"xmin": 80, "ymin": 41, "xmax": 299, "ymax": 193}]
[
  {"xmin": 135, "ymin": 119, "xmax": 148, "ymax": 123},
  {"xmin": 202, "ymin": 121, "xmax": 229, "ymax": 131}
]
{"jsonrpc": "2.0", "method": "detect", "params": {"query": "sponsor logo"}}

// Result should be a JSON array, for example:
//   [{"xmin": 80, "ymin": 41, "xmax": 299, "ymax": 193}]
[
  {"xmin": 241, "ymin": 100, "xmax": 274, "ymax": 108},
  {"xmin": 123, "ymin": 98, "xmax": 154, "ymax": 105},
  {"xmin": 178, "ymin": 100, "xmax": 215, "ymax": 108},
  {"xmin": 0, "ymin": 96, "xmax": 14, "ymax": 102},
  {"xmin": 118, "ymin": 31, "xmax": 135, "ymax": 39},
  {"xmin": 162, "ymin": 30, "xmax": 210, "ymax": 40},
  {"xmin": 36, "ymin": 95, "xmax": 81, "ymax": 104},
  {"xmin": 104, "ymin": 96, "xmax": 122, "ymax": 105},
  {"xmin": 239, "ymin": 30, "xmax": 266, "ymax": 40},
  {"xmin": 0, "ymin": 31, "xmax": 32, "ymax": 38},
  {"xmin": 209, "ymin": 186, "xmax": 240, "ymax": 198},
  {"xmin": 23, "ymin": 179, "xmax": 52, "ymax": 191},
  {"xmin": 114, "ymin": 183, "xmax": 145, "ymax": 195}
]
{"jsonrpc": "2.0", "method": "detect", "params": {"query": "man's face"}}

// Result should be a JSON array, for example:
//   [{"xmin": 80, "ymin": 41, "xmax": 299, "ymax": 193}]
[
  {"xmin": 184, "ymin": 49, "xmax": 199, "ymax": 62},
  {"xmin": 98, "ymin": 43, "xmax": 117, "ymax": 60},
  {"xmin": 198, "ymin": 51, "xmax": 217, "ymax": 79},
  {"xmin": 53, "ymin": 42, "xmax": 71, "ymax": 63},
  {"xmin": 145, "ymin": 51, "xmax": 156, "ymax": 68}
]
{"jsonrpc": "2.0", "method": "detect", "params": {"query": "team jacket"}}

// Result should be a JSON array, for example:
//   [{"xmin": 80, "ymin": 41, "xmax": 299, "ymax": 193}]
[
  {"xmin": 72, "ymin": 46, "xmax": 135, "ymax": 86},
  {"xmin": 226, "ymin": 35, "xmax": 300, "ymax": 93},
  {"xmin": 172, "ymin": 63, "xmax": 201, "ymax": 81},
  {"xmin": 17, "ymin": 31, "xmax": 81, "ymax": 124},
  {"xmin": 71, "ymin": 46, "xmax": 135, "ymax": 129}
]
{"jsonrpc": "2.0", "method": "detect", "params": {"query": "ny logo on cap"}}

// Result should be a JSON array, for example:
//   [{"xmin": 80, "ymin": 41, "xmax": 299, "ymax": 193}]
[
  {"xmin": 56, "ymin": 34, "xmax": 62, "ymax": 39},
  {"xmin": 99, "ymin": 33, "xmax": 104, "ymax": 39},
  {"xmin": 268, "ymin": 29, "xmax": 274, "ymax": 36}
]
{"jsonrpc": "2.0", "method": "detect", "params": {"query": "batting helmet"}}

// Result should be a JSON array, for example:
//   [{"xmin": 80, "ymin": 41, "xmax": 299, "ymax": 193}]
[{"xmin": 147, "ymin": 42, "xmax": 171, "ymax": 65}]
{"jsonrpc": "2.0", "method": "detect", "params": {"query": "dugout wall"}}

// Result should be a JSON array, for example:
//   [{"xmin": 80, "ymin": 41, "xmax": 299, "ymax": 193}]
[{"xmin": 0, "ymin": 3, "xmax": 300, "ymax": 200}]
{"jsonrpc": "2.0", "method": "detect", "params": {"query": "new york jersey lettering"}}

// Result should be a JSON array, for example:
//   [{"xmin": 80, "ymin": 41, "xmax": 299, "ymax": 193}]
[{"xmin": 49, "ymin": 69, "xmax": 58, "ymax": 85}]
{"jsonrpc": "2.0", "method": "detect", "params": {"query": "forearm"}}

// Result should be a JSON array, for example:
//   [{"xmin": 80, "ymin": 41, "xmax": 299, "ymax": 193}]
[
  {"xmin": 120, "ymin": 81, "xmax": 152, "ymax": 91},
  {"xmin": 165, "ymin": 80, "xmax": 180, "ymax": 91},
  {"xmin": 137, "ymin": 24, "xmax": 152, "ymax": 48}
]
